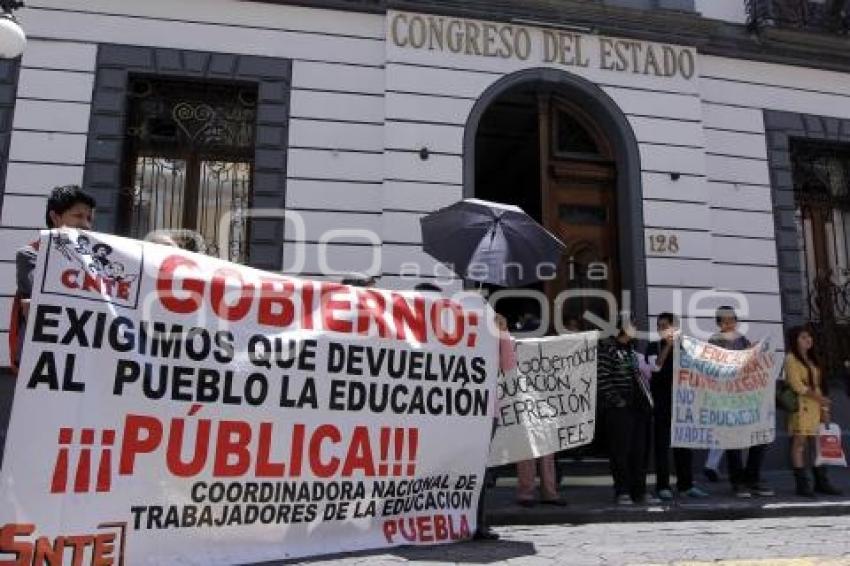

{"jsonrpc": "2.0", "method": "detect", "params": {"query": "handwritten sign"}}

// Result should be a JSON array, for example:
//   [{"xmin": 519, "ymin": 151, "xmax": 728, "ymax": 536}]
[
  {"xmin": 489, "ymin": 333, "xmax": 597, "ymax": 466},
  {"xmin": 672, "ymin": 336, "xmax": 776, "ymax": 450}
]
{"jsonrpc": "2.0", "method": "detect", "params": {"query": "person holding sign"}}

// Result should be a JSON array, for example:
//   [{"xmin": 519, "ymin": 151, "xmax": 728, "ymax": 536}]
[
  {"xmin": 419, "ymin": 282, "xmax": 516, "ymax": 541},
  {"xmin": 707, "ymin": 306, "xmax": 774, "ymax": 498},
  {"xmin": 1, "ymin": 185, "xmax": 96, "ymax": 467},
  {"xmin": 598, "ymin": 314, "xmax": 654, "ymax": 505},
  {"xmin": 646, "ymin": 313, "xmax": 709, "ymax": 501},
  {"xmin": 512, "ymin": 309, "xmax": 566, "ymax": 508},
  {"xmin": 473, "ymin": 311, "xmax": 518, "ymax": 539},
  {"xmin": 10, "ymin": 186, "xmax": 96, "ymax": 372},
  {"xmin": 784, "ymin": 326, "xmax": 842, "ymax": 497}
]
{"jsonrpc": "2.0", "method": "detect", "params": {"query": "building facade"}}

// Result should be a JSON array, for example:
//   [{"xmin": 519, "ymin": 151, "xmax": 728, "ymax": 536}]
[{"xmin": 1, "ymin": 0, "xmax": 849, "ymax": 392}]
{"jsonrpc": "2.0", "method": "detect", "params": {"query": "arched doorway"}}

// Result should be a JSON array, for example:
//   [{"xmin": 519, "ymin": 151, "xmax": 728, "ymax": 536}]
[{"xmin": 465, "ymin": 68, "xmax": 646, "ymax": 331}]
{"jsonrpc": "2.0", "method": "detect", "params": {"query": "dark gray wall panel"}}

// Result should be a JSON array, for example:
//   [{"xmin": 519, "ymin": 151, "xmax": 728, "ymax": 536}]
[
  {"xmin": 0, "ymin": 58, "xmax": 20, "ymax": 221},
  {"xmin": 84, "ymin": 45, "xmax": 292, "ymax": 271}
]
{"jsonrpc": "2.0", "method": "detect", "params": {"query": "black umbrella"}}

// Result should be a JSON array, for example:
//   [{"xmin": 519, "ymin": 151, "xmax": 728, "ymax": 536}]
[{"xmin": 420, "ymin": 198, "xmax": 566, "ymax": 288}]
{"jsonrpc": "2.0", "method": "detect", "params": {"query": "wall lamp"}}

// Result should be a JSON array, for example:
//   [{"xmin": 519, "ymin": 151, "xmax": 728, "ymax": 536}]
[{"xmin": 0, "ymin": 1, "xmax": 25, "ymax": 59}]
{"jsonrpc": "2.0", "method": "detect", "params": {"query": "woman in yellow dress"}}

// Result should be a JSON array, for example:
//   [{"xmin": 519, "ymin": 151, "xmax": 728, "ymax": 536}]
[{"xmin": 785, "ymin": 326, "xmax": 841, "ymax": 497}]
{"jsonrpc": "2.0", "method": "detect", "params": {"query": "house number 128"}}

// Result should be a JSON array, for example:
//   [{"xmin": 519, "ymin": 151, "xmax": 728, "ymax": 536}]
[{"xmin": 648, "ymin": 234, "xmax": 680, "ymax": 254}]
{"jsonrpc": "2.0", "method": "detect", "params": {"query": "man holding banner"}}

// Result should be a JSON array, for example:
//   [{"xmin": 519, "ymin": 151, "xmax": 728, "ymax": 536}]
[
  {"xmin": 2, "ymin": 186, "xmax": 97, "ymax": 469},
  {"xmin": 9, "ymin": 186, "xmax": 97, "ymax": 375},
  {"xmin": 712, "ymin": 307, "xmax": 775, "ymax": 498},
  {"xmin": 646, "ymin": 313, "xmax": 709, "ymax": 501},
  {"xmin": 672, "ymin": 307, "xmax": 777, "ymax": 499}
]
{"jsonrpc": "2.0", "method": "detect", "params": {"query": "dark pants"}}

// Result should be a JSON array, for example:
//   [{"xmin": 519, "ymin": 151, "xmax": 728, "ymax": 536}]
[
  {"xmin": 476, "ymin": 419, "xmax": 498, "ymax": 532},
  {"xmin": 653, "ymin": 399, "xmax": 694, "ymax": 491},
  {"xmin": 0, "ymin": 371, "xmax": 16, "ymax": 470},
  {"xmin": 727, "ymin": 444, "xmax": 766, "ymax": 487},
  {"xmin": 603, "ymin": 406, "xmax": 651, "ymax": 499}
]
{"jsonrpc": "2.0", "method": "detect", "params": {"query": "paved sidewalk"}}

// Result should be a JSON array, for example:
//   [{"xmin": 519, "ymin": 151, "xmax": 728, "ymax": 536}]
[
  {"xmin": 247, "ymin": 469, "xmax": 850, "ymax": 565},
  {"xmin": 487, "ymin": 469, "xmax": 850, "ymax": 525},
  {"xmin": 267, "ymin": 515, "xmax": 850, "ymax": 565}
]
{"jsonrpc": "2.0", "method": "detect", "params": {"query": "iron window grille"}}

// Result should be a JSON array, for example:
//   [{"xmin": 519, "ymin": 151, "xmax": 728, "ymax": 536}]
[
  {"xmin": 747, "ymin": 0, "xmax": 850, "ymax": 34},
  {"xmin": 121, "ymin": 77, "xmax": 258, "ymax": 263},
  {"xmin": 791, "ymin": 139, "xmax": 850, "ymax": 374}
]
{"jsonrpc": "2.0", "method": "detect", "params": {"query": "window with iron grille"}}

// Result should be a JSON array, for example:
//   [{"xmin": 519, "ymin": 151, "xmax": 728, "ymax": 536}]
[
  {"xmin": 121, "ymin": 77, "xmax": 258, "ymax": 262},
  {"xmin": 791, "ymin": 140, "xmax": 850, "ymax": 323},
  {"xmin": 747, "ymin": 0, "xmax": 850, "ymax": 34}
]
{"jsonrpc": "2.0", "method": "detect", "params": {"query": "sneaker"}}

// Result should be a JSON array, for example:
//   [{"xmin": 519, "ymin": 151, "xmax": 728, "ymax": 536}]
[
  {"xmin": 540, "ymin": 498, "xmax": 568, "ymax": 507},
  {"xmin": 657, "ymin": 488, "xmax": 674, "ymax": 501},
  {"xmin": 684, "ymin": 486, "xmax": 710, "ymax": 498},
  {"xmin": 616, "ymin": 494, "xmax": 634, "ymax": 505},
  {"xmin": 703, "ymin": 468, "xmax": 720, "ymax": 482},
  {"xmin": 732, "ymin": 485, "xmax": 752, "ymax": 498},
  {"xmin": 749, "ymin": 483, "xmax": 775, "ymax": 497},
  {"xmin": 516, "ymin": 499, "xmax": 536, "ymax": 508}
]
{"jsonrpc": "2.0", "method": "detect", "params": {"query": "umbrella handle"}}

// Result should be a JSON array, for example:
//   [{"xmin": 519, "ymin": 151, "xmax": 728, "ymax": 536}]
[{"xmin": 489, "ymin": 219, "xmax": 500, "ymax": 244}]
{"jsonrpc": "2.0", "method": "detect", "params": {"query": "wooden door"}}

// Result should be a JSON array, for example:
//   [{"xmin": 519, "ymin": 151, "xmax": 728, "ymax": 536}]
[{"xmin": 539, "ymin": 96, "xmax": 619, "ymax": 329}]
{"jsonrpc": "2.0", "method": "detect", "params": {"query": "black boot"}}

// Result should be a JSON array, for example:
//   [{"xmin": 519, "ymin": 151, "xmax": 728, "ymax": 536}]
[
  {"xmin": 794, "ymin": 468, "xmax": 815, "ymax": 497},
  {"xmin": 813, "ymin": 466, "xmax": 843, "ymax": 496}
]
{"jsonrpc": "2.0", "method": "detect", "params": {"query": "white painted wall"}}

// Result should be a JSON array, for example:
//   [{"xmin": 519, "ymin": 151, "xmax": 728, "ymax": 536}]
[
  {"xmin": 700, "ymin": 55, "xmax": 850, "ymax": 349},
  {"xmin": 695, "ymin": 0, "xmax": 747, "ymax": 24}
]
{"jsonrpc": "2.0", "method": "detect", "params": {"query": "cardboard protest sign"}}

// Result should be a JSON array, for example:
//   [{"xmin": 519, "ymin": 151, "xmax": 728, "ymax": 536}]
[
  {"xmin": 672, "ymin": 336, "xmax": 776, "ymax": 450},
  {"xmin": 0, "ymin": 230, "xmax": 499, "ymax": 565},
  {"xmin": 488, "ymin": 333, "xmax": 597, "ymax": 466}
]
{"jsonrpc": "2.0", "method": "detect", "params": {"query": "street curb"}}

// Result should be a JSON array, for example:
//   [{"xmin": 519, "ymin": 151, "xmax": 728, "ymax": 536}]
[{"xmin": 489, "ymin": 500, "xmax": 850, "ymax": 525}]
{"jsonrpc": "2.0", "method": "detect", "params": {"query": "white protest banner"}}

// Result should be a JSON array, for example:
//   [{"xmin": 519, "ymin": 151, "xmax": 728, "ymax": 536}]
[
  {"xmin": 672, "ymin": 336, "xmax": 776, "ymax": 450},
  {"xmin": 488, "ymin": 333, "xmax": 597, "ymax": 467},
  {"xmin": 0, "ymin": 230, "xmax": 499, "ymax": 565}
]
